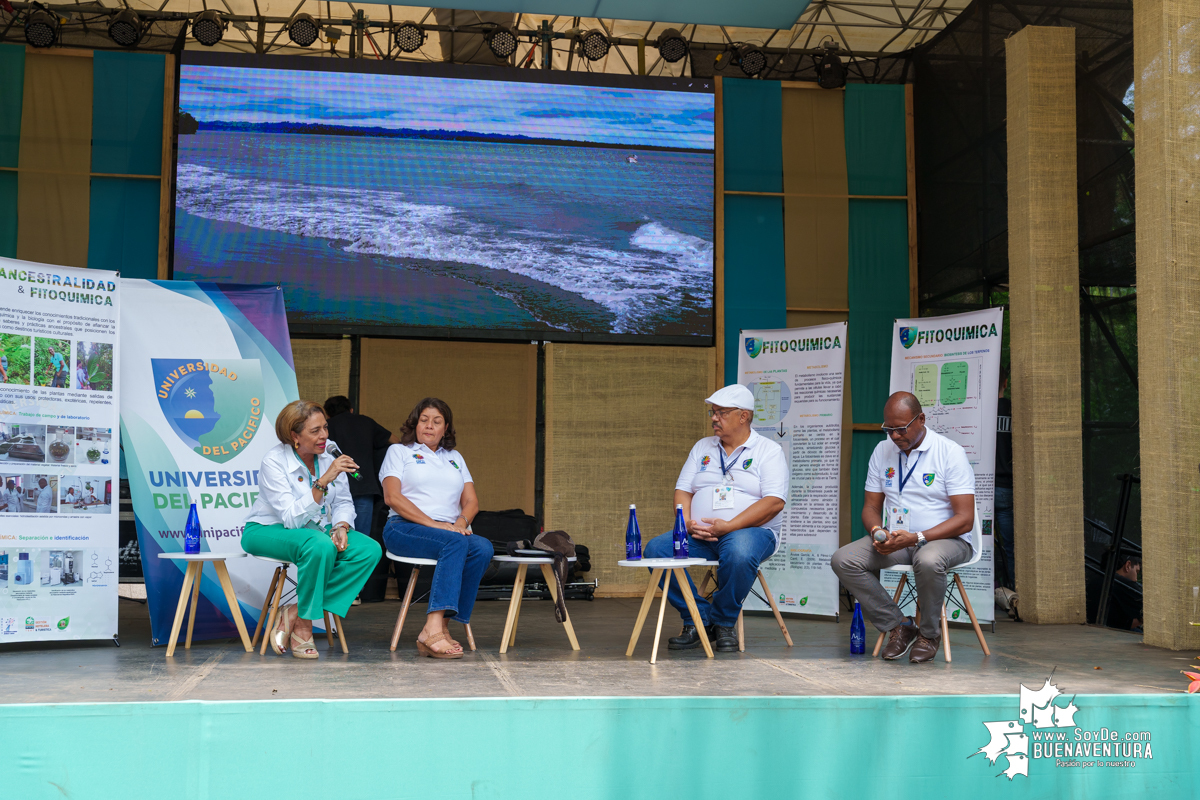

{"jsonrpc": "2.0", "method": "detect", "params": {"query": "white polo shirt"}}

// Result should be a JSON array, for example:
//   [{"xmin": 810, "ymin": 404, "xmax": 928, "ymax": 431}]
[
  {"xmin": 379, "ymin": 442, "xmax": 474, "ymax": 524},
  {"xmin": 865, "ymin": 427, "xmax": 975, "ymax": 546},
  {"xmin": 676, "ymin": 429, "xmax": 789, "ymax": 540}
]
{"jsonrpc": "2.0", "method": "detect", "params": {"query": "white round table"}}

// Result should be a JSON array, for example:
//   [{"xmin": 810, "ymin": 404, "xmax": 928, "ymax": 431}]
[
  {"xmin": 618, "ymin": 557, "xmax": 713, "ymax": 662},
  {"xmin": 493, "ymin": 553, "xmax": 579, "ymax": 654},
  {"xmin": 157, "ymin": 552, "xmax": 251, "ymax": 656}
]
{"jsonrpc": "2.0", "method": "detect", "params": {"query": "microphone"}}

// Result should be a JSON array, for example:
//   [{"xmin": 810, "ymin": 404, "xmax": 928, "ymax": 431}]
[{"xmin": 325, "ymin": 445, "xmax": 361, "ymax": 480}]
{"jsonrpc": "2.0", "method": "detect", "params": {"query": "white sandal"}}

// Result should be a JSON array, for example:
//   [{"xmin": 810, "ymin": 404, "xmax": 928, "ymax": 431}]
[{"xmin": 271, "ymin": 605, "xmax": 294, "ymax": 655}]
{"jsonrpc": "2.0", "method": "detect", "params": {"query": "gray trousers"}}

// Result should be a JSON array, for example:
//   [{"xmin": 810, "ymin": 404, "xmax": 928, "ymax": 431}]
[{"xmin": 830, "ymin": 535, "xmax": 972, "ymax": 639}]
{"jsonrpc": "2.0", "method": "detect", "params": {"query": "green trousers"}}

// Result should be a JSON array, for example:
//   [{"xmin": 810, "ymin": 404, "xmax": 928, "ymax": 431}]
[{"xmin": 243, "ymin": 521, "xmax": 381, "ymax": 620}]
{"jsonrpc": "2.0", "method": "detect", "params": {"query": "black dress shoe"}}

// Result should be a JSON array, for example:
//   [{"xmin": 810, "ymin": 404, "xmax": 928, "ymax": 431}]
[
  {"xmin": 712, "ymin": 625, "xmax": 739, "ymax": 652},
  {"xmin": 668, "ymin": 624, "xmax": 714, "ymax": 650}
]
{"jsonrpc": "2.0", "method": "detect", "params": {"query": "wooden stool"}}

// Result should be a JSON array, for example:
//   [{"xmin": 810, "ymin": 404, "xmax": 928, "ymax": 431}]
[
  {"xmin": 156, "ymin": 552, "xmax": 252, "ymax": 657},
  {"xmin": 869, "ymin": 565, "xmax": 990, "ymax": 662},
  {"xmin": 493, "ymin": 553, "xmax": 579, "ymax": 654},
  {"xmin": 620, "ymin": 557, "xmax": 713, "ymax": 663},
  {"xmin": 249, "ymin": 555, "xmax": 348, "ymax": 655},
  {"xmin": 696, "ymin": 560, "xmax": 794, "ymax": 652},
  {"xmin": 385, "ymin": 552, "xmax": 476, "ymax": 652}
]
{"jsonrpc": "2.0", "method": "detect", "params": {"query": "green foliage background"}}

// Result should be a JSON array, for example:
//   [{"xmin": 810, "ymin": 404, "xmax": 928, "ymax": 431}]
[
  {"xmin": 33, "ymin": 339, "xmax": 70, "ymax": 388},
  {"xmin": 0, "ymin": 334, "xmax": 31, "ymax": 385},
  {"xmin": 77, "ymin": 342, "xmax": 113, "ymax": 392}
]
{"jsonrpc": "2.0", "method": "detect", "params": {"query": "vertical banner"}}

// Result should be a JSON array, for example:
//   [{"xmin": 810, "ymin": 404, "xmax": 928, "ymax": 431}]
[
  {"xmin": 119, "ymin": 280, "xmax": 297, "ymax": 646},
  {"xmin": 738, "ymin": 323, "xmax": 846, "ymax": 618},
  {"xmin": 0, "ymin": 257, "xmax": 120, "ymax": 643},
  {"xmin": 883, "ymin": 308, "xmax": 1003, "ymax": 624}
]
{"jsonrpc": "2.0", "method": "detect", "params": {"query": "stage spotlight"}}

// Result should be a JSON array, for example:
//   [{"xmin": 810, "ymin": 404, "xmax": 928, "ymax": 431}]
[
  {"xmin": 24, "ymin": 8, "xmax": 60, "ymax": 48},
  {"xmin": 578, "ymin": 28, "xmax": 609, "ymax": 61},
  {"xmin": 191, "ymin": 9, "xmax": 226, "ymax": 47},
  {"xmin": 735, "ymin": 44, "xmax": 767, "ymax": 77},
  {"xmin": 816, "ymin": 39, "xmax": 846, "ymax": 89},
  {"xmin": 486, "ymin": 25, "xmax": 518, "ymax": 59},
  {"xmin": 287, "ymin": 12, "xmax": 319, "ymax": 47},
  {"xmin": 394, "ymin": 20, "xmax": 425, "ymax": 53},
  {"xmin": 656, "ymin": 28, "xmax": 688, "ymax": 63},
  {"xmin": 108, "ymin": 8, "xmax": 142, "ymax": 47}
]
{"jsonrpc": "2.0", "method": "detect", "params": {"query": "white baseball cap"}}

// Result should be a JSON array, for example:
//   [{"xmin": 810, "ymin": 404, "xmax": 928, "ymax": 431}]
[{"xmin": 704, "ymin": 384, "xmax": 755, "ymax": 411}]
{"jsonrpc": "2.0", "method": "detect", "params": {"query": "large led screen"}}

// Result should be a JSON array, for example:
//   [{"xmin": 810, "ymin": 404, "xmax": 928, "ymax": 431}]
[{"xmin": 173, "ymin": 56, "xmax": 715, "ymax": 343}]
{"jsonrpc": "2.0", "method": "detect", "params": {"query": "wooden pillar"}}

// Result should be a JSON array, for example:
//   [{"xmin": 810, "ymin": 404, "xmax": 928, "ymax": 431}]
[
  {"xmin": 1005, "ymin": 26, "xmax": 1086, "ymax": 624},
  {"xmin": 1135, "ymin": 0, "xmax": 1200, "ymax": 650}
]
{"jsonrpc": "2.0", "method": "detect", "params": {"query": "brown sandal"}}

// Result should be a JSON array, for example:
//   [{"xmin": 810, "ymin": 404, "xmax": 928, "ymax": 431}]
[{"xmin": 416, "ymin": 631, "xmax": 463, "ymax": 659}]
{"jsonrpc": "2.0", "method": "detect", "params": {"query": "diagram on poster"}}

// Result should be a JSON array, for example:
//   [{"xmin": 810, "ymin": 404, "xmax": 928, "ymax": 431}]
[{"xmin": 740, "ymin": 323, "xmax": 846, "ymax": 618}]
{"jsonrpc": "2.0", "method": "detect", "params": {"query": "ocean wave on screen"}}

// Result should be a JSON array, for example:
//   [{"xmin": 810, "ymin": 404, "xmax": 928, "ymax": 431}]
[{"xmin": 176, "ymin": 163, "xmax": 713, "ymax": 333}]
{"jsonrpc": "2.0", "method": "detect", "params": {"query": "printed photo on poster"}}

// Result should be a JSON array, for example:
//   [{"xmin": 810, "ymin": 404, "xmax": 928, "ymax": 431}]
[
  {"xmin": 33, "ymin": 338, "xmax": 70, "ymax": 389},
  {"xmin": 0, "ymin": 333, "xmax": 31, "ymax": 385}
]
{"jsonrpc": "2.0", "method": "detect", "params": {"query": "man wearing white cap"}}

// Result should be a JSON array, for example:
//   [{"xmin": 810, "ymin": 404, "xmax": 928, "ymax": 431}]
[{"xmin": 643, "ymin": 384, "xmax": 789, "ymax": 651}]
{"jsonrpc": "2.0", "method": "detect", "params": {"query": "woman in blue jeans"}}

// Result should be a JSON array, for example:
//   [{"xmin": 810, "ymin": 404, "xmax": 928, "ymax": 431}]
[{"xmin": 381, "ymin": 398, "xmax": 492, "ymax": 659}]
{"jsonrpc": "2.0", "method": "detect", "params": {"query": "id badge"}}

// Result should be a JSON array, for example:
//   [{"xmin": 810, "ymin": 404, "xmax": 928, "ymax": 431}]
[
  {"xmin": 713, "ymin": 485, "xmax": 735, "ymax": 510},
  {"xmin": 889, "ymin": 506, "xmax": 907, "ymax": 530}
]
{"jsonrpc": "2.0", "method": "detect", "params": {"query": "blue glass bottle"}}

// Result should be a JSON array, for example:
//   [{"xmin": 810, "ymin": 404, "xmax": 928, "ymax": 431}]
[
  {"xmin": 625, "ymin": 504, "xmax": 642, "ymax": 560},
  {"xmin": 850, "ymin": 600, "xmax": 866, "ymax": 654},
  {"xmin": 184, "ymin": 502, "xmax": 202, "ymax": 555},
  {"xmin": 672, "ymin": 504, "xmax": 689, "ymax": 559}
]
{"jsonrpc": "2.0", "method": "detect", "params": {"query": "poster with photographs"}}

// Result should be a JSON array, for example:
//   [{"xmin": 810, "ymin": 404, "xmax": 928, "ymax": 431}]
[{"xmin": 0, "ymin": 257, "xmax": 119, "ymax": 643}]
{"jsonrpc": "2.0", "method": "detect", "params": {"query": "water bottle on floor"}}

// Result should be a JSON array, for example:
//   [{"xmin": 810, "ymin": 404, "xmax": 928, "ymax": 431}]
[
  {"xmin": 625, "ymin": 504, "xmax": 642, "ymax": 560},
  {"xmin": 850, "ymin": 600, "xmax": 866, "ymax": 654},
  {"xmin": 672, "ymin": 504, "xmax": 689, "ymax": 559},
  {"xmin": 184, "ymin": 503, "xmax": 202, "ymax": 555}
]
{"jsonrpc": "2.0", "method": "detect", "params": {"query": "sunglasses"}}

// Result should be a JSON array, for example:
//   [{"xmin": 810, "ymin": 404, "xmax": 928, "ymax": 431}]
[{"xmin": 880, "ymin": 415, "xmax": 921, "ymax": 436}]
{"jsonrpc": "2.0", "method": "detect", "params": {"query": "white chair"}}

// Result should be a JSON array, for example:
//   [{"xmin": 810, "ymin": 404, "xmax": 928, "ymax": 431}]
[
  {"xmin": 870, "ymin": 506, "xmax": 990, "ymax": 662},
  {"xmin": 386, "ymin": 552, "xmax": 476, "ymax": 652},
  {"xmin": 695, "ymin": 559, "xmax": 793, "ymax": 651},
  {"xmin": 250, "ymin": 555, "xmax": 348, "ymax": 655}
]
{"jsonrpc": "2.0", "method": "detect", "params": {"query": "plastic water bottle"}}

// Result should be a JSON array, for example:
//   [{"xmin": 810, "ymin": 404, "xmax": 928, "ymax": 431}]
[
  {"xmin": 625, "ymin": 504, "xmax": 642, "ymax": 560},
  {"xmin": 184, "ymin": 503, "xmax": 202, "ymax": 555},
  {"xmin": 850, "ymin": 601, "xmax": 866, "ymax": 654},
  {"xmin": 672, "ymin": 504, "xmax": 689, "ymax": 559}
]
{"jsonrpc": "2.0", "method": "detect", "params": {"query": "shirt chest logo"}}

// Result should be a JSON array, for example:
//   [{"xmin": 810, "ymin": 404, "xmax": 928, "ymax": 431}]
[
  {"xmin": 884, "ymin": 467, "xmax": 896, "ymax": 479},
  {"xmin": 742, "ymin": 458, "xmax": 753, "ymax": 470},
  {"xmin": 923, "ymin": 473, "xmax": 936, "ymax": 486},
  {"xmin": 699, "ymin": 455, "xmax": 711, "ymax": 472},
  {"xmin": 412, "ymin": 454, "xmax": 426, "ymax": 464},
  {"xmin": 449, "ymin": 460, "xmax": 460, "ymax": 470}
]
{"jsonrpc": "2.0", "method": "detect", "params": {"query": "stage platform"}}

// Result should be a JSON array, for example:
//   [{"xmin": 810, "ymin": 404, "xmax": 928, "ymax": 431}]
[
  {"xmin": 2, "ymin": 598, "xmax": 1194, "ymax": 800},
  {"xmin": 1, "ymin": 595, "xmax": 1183, "ymax": 701}
]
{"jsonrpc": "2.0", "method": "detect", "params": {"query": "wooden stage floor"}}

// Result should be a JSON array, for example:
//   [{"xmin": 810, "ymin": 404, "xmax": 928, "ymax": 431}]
[{"xmin": 0, "ymin": 595, "xmax": 1184, "ymax": 704}]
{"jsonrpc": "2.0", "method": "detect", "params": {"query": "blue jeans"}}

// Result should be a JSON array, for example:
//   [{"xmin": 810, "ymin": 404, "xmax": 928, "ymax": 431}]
[
  {"xmin": 643, "ymin": 527, "xmax": 777, "ymax": 627},
  {"xmin": 382, "ymin": 517, "xmax": 494, "ymax": 624},
  {"xmin": 352, "ymin": 496, "xmax": 376, "ymax": 536},
  {"xmin": 995, "ymin": 486, "xmax": 1014, "ymax": 589}
]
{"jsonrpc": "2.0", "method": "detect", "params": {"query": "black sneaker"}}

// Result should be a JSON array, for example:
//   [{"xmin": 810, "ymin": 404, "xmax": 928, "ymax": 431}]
[
  {"xmin": 711, "ymin": 625, "xmax": 739, "ymax": 652},
  {"xmin": 668, "ymin": 624, "xmax": 714, "ymax": 650}
]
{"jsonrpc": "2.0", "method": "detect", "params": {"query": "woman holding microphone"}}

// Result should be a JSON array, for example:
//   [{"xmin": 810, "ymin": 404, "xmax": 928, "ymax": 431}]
[{"xmin": 243, "ymin": 400, "xmax": 382, "ymax": 659}]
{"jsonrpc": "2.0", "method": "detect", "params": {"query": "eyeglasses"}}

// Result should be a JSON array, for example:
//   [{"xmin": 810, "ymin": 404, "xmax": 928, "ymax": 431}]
[
  {"xmin": 710, "ymin": 407, "xmax": 740, "ymax": 418},
  {"xmin": 880, "ymin": 415, "xmax": 921, "ymax": 436}
]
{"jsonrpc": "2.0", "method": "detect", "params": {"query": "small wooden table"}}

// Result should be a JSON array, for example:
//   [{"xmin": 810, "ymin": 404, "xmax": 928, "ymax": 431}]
[
  {"xmin": 620, "ymin": 557, "xmax": 713, "ymax": 663},
  {"xmin": 157, "ymin": 552, "xmax": 252, "ymax": 657},
  {"xmin": 493, "ymin": 553, "xmax": 579, "ymax": 654}
]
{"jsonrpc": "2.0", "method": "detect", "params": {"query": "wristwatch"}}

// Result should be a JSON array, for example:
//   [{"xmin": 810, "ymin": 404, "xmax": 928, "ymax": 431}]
[{"xmin": 915, "ymin": 531, "xmax": 927, "ymax": 548}]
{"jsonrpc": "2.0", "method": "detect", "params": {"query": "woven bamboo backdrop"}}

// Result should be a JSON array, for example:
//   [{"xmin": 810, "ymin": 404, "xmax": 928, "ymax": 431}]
[
  {"xmin": 291, "ymin": 339, "xmax": 351, "ymax": 408},
  {"xmin": 544, "ymin": 343, "xmax": 716, "ymax": 595},
  {"xmin": 1134, "ymin": 0, "xmax": 1200, "ymax": 649},
  {"xmin": 1006, "ymin": 26, "xmax": 1086, "ymax": 623},
  {"xmin": 358, "ymin": 338, "xmax": 536, "ymax": 514}
]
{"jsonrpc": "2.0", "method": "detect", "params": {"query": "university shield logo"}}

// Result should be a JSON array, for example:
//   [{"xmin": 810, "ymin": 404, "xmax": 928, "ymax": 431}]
[
  {"xmin": 152, "ymin": 359, "xmax": 265, "ymax": 464},
  {"xmin": 899, "ymin": 327, "xmax": 918, "ymax": 349},
  {"xmin": 745, "ymin": 337, "xmax": 762, "ymax": 359},
  {"xmin": 742, "ymin": 458, "xmax": 753, "ymax": 469},
  {"xmin": 923, "ymin": 473, "xmax": 936, "ymax": 486},
  {"xmin": 449, "ymin": 460, "xmax": 460, "ymax": 470}
]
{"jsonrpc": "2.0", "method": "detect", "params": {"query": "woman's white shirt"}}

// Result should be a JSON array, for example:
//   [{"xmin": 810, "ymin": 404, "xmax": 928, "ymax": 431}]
[
  {"xmin": 246, "ymin": 441, "xmax": 355, "ymax": 530},
  {"xmin": 379, "ymin": 442, "xmax": 473, "ymax": 524}
]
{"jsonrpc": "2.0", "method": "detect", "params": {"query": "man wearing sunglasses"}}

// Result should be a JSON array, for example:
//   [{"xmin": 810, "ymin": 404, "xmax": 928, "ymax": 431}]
[
  {"xmin": 643, "ymin": 384, "xmax": 788, "ymax": 652},
  {"xmin": 830, "ymin": 391, "xmax": 975, "ymax": 663}
]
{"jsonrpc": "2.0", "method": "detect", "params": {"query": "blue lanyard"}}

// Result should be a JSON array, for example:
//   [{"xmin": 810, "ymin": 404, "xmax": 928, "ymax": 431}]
[
  {"xmin": 718, "ymin": 446, "xmax": 745, "ymax": 478},
  {"xmin": 294, "ymin": 451, "xmax": 327, "ymax": 522},
  {"xmin": 897, "ymin": 450, "xmax": 923, "ymax": 494}
]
